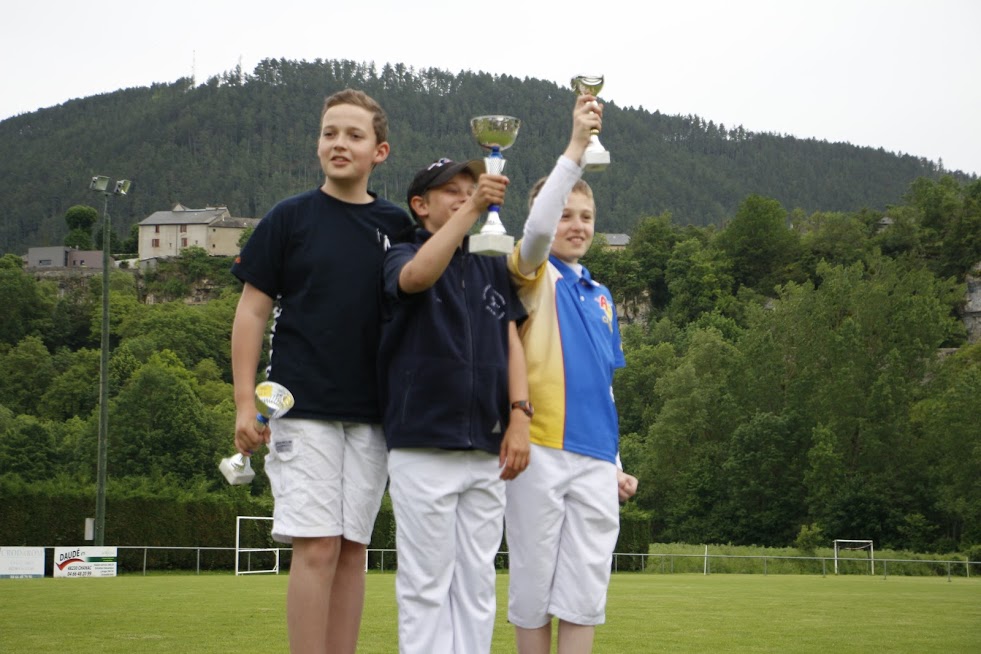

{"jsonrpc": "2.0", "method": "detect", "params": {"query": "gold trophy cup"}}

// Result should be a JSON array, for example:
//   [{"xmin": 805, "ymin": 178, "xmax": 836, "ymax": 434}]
[
  {"xmin": 468, "ymin": 115, "xmax": 521, "ymax": 256},
  {"xmin": 572, "ymin": 75, "xmax": 611, "ymax": 172}
]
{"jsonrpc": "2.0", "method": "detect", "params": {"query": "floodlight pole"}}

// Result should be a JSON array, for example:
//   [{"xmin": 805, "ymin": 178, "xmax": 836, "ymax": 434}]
[
  {"xmin": 95, "ymin": 189, "xmax": 110, "ymax": 546},
  {"xmin": 89, "ymin": 175, "xmax": 130, "ymax": 547}
]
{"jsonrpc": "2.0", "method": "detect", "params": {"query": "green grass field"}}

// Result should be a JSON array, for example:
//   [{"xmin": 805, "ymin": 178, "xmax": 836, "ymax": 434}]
[{"xmin": 2, "ymin": 573, "xmax": 979, "ymax": 653}]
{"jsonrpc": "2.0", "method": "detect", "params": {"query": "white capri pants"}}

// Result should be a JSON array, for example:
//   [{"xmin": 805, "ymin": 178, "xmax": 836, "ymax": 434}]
[{"xmin": 505, "ymin": 444, "xmax": 620, "ymax": 628}]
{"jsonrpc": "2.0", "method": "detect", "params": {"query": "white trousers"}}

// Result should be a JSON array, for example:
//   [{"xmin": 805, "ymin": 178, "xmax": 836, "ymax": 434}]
[{"xmin": 388, "ymin": 448, "xmax": 506, "ymax": 654}]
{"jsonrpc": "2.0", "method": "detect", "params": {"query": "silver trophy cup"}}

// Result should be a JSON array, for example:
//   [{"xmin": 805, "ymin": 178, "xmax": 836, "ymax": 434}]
[
  {"xmin": 219, "ymin": 381, "xmax": 296, "ymax": 485},
  {"xmin": 571, "ymin": 75, "xmax": 611, "ymax": 172},
  {"xmin": 468, "ymin": 115, "xmax": 521, "ymax": 256}
]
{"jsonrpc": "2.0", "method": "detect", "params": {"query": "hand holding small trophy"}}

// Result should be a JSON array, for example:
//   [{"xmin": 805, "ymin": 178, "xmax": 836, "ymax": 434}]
[
  {"xmin": 220, "ymin": 381, "xmax": 295, "ymax": 485},
  {"xmin": 468, "ymin": 115, "xmax": 521, "ymax": 256},
  {"xmin": 571, "ymin": 75, "xmax": 611, "ymax": 172}
]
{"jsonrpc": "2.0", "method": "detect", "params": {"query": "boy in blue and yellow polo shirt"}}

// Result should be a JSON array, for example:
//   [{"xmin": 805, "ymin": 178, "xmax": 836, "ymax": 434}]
[{"xmin": 505, "ymin": 94, "xmax": 638, "ymax": 654}]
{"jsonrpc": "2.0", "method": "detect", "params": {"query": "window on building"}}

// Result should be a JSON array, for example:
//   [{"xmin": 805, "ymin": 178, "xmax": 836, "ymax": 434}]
[
  {"xmin": 152, "ymin": 239, "xmax": 160, "ymax": 247},
  {"xmin": 181, "ymin": 238, "xmax": 188, "ymax": 247},
  {"xmin": 179, "ymin": 225, "xmax": 187, "ymax": 233},
  {"xmin": 155, "ymin": 225, "xmax": 160, "ymax": 233}
]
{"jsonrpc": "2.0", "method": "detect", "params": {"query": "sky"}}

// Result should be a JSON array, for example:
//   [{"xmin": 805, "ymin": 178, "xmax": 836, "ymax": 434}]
[{"xmin": 3, "ymin": 0, "xmax": 979, "ymax": 175}]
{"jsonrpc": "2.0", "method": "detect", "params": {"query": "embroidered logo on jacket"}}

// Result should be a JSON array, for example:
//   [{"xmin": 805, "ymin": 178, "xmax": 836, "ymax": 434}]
[{"xmin": 483, "ymin": 285, "xmax": 506, "ymax": 319}]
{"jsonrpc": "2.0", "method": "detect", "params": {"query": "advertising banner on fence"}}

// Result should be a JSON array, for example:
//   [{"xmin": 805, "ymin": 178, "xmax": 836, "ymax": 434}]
[
  {"xmin": 0, "ymin": 546, "xmax": 45, "ymax": 578},
  {"xmin": 54, "ymin": 546, "xmax": 118, "ymax": 578}
]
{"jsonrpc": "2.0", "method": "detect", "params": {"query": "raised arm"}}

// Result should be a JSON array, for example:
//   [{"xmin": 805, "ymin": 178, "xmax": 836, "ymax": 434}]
[
  {"xmin": 398, "ymin": 173, "xmax": 508, "ymax": 293},
  {"xmin": 517, "ymin": 95, "xmax": 602, "ymax": 276}
]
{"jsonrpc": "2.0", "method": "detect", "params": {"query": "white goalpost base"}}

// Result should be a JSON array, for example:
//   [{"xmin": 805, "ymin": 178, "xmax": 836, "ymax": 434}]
[
  {"xmin": 833, "ymin": 539, "xmax": 874, "ymax": 575},
  {"xmin": 234, "ymin": 516, "xmax": 369, "ymax": 575},
  {"xmin": 235, "ymin": 516, "xmax": 280, "ymax": 576}
]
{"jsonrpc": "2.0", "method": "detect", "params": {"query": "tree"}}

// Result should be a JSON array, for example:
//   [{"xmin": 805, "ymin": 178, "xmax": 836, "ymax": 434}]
[
  {"xmin": 37, "ymin": 348, "xmax": 101, "ymax": 421},
  {"xmin": 105, "ymin": 350, "xmax": 225, "ymax": 482},
  {"xmin": 64, "ymin": 229, "xmax": 94, "ymax": 250},
  {"xmin": 714, "ymin": 195, "xmax": 800, "ymax": 294},
  {"xmin": 642, "ymin": 327, "xmax": 741, "ymax": 542},
  {"xmin": 237, "ymin": 226, "xmax": 255, "ymax": 249},
  {"xmin": 910, "ymin": 343, "xmax": 981, "ymax": 547},
  {"xmin": 64, "ymin": 205, "xmax": 99, "ymax": 233},
  {"xmin": 664, "ymin": 238, "xmax": 733, "ymax": 324},
  {"xmin": 0, "ymin": 256, "xmax": 55, "ymax": 345},
  {"xmin": 624, "ymin": 213, "xmax": 682, "ymax": 315},
  {"xmin": 0, "ymin": 413, "xmax": 61, "ymax": 482},
  {"xmin": 722, "ymin": 411, "xmax": 807, "ymax": 545},
  {"xmin": 732, "ymin": 254, "xmax": 964, "ymax": 546},
  {"xmin": 796, "ymin": 210, "xmax": 869, "ymax": 275},
  {"xmin": 0, "ymin": 335, "xmax": 56, "ymax": 416},
  {"xmin": 115, "ymin": 300, "xmax": 233, "ymax": 373}
]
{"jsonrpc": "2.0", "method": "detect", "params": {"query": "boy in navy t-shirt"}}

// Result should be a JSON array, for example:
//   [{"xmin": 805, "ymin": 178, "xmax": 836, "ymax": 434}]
[{"xmin": 231, "ymin": 89, "xmax": 412, "ymax": 654}]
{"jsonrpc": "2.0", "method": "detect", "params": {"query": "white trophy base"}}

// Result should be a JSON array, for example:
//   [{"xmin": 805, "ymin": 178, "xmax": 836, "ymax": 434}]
[
  {"xmin": 219, "ymin": 454, "xmax": 255, "ymax": 485},
  {"xmin": 469, "ymin": 232, "xmax": 515, "ymax": 256},
  {"xmin": 582, "ymin": 149, "xmax": 611, "ymax": 172}
]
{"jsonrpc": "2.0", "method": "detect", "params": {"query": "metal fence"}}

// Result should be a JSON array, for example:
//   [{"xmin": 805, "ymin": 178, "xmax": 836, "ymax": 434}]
[{"xmin": 24, "ymin": 546, "xmax": 980, "ymax": 579}]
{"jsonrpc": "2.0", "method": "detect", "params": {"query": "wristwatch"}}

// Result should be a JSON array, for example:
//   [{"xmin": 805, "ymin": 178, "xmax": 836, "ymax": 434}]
[{"xmin": 510, "ymin": 400, "xmax": 534, "ymax": 418}]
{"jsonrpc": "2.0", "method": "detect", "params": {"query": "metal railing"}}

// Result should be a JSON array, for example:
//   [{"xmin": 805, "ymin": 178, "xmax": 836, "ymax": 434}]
[{"xmin": 26, "ymin": 546, "xmax": 979, "ymax": 579}]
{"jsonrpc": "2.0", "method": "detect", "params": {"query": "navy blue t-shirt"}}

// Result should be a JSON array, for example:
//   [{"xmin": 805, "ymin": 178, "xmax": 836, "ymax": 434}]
[{"xmin": 232, "ymin": 188, "xmax": 412, "ymax": 422}]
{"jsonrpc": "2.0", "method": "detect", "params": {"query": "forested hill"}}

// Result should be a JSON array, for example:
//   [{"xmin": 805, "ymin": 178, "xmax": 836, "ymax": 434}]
[{"xmin": 0, "ymin": 58, "xmax": 971, "ymax": 255}]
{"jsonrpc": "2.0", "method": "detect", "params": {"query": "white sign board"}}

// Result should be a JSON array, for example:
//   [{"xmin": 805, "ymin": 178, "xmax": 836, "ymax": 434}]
[
  {"xmin": 53, "ymin": 546, "xmax": 118, "ymax": 578},
  {"xmin": 0, "ymin": 547, "xmax": 45, "ymax": 578}
]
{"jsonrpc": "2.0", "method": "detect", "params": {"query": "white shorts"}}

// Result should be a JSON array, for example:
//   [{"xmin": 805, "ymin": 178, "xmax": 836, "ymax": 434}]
[
  {"xmin": 264, "ymin": 419, "xmax": 388, "ymax": 545},
  {"xmin": 388, "ymin": 448, "xmax": 506, "ymax": 654},
  {"xmin": 505, "ymin": 444, "xmax": 620, "ymax": 628}
]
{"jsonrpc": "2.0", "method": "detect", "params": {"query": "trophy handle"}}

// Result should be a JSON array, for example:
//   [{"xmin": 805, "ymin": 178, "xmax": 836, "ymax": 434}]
[{"xmin": 484, "ymin": 145, "xmax": 506, "ymax": 215}]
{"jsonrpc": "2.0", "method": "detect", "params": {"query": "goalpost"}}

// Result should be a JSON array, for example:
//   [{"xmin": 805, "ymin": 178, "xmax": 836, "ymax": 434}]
[
  {"xmin": 833, "ymin": 539, "xmax": 874, "ymax": 575},
  {"xmin": 235, "ymin": 516, "xmax": 280, "ymax": 576}
]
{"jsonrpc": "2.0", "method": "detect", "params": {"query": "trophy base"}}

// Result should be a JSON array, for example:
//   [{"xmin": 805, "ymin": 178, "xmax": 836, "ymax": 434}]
[
  {"xmin": 219, "ymin": 455, "xmax": 255, "ymax": 485},
  {"xmin": 582, "ymin": 149, "xmax": 611, "ymax": 172},
  {"xmin": 469, "ymin": 232, "xmax": 515, "ymax": 257}
]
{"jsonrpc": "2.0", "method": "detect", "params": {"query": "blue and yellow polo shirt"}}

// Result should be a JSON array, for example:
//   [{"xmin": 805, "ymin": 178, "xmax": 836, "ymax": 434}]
[{"xmin": 508, "ymin": 250, "xmax": 625, "ymax": 463}]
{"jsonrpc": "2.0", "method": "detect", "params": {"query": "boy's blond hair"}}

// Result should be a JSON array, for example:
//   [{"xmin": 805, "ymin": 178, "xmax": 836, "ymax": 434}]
[
  {"xmin": 322, "ymin": 89, "xmax": 389, "ymax": 144},
  {"xmin": 527, "ymin": 176, "xmax": 594, "ymax": 210}
]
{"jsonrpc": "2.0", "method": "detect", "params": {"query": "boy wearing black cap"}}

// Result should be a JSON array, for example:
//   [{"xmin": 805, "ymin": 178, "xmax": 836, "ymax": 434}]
[{"xmin": 377, "ymin": 158, "xmax": 531, "ymax": 654}]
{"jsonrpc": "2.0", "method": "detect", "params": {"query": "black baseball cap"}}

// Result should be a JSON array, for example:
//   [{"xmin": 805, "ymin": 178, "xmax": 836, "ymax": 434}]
[{"xmin": 406, "ymin": 158, "xmax": 485, "ymax": 221}]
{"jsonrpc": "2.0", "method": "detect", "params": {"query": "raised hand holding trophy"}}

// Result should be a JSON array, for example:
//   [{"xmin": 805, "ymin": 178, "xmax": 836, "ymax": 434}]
[
  {"xmin": 468, "ymin": 115, "xmax": 521, "ymax": 256},
  {"xmin": 571, "ymin": 75, "xmax": 610, "ymax": 172},
  {"xmin": 219, "ymin": 381, "xmax": 295, "ymax": 485}
]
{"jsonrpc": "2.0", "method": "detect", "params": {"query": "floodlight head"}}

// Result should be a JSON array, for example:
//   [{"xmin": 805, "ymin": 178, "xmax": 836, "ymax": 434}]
[
  {"xmin": 89, "ymin": 175, "xmax": 110, "ymax": 192},
  {"xmin": 113, "ymin": 179, "xmax": 132, "ymax": 196}
]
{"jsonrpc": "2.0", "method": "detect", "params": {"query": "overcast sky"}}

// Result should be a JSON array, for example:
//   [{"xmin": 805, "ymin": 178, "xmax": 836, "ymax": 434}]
[{"xmin": 4, "ymin": 0, "xmax": 979, "ymax": 175}]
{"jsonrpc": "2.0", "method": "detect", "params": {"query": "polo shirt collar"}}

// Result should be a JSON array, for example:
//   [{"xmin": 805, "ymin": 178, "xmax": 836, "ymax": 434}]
[{"xmin": 550, "ymin": 255, "xmax": 599, "ymax": 287}]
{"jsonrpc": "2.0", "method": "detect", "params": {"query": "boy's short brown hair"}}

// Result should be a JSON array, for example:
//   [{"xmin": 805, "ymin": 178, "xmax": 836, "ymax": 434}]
[
  {"xmin": 527, "ymin": 176, "xmax": 594, "ymax": 210},
  {"xmin": 322, "ymin": 89, "xmax": 389, "ymax": 144}
]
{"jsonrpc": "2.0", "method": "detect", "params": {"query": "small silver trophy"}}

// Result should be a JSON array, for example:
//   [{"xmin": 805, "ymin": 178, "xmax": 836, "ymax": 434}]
[
  {"xmin": 219, "ymin": 381, "xmax": 295, "ymax": 485},
  {"xmin": 571, "ymin": 75, "xmax": 610, "ymax": 172},
  {"xmin": 468, "ymin": 115, "xmax": 521, "ymax": 256}
]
